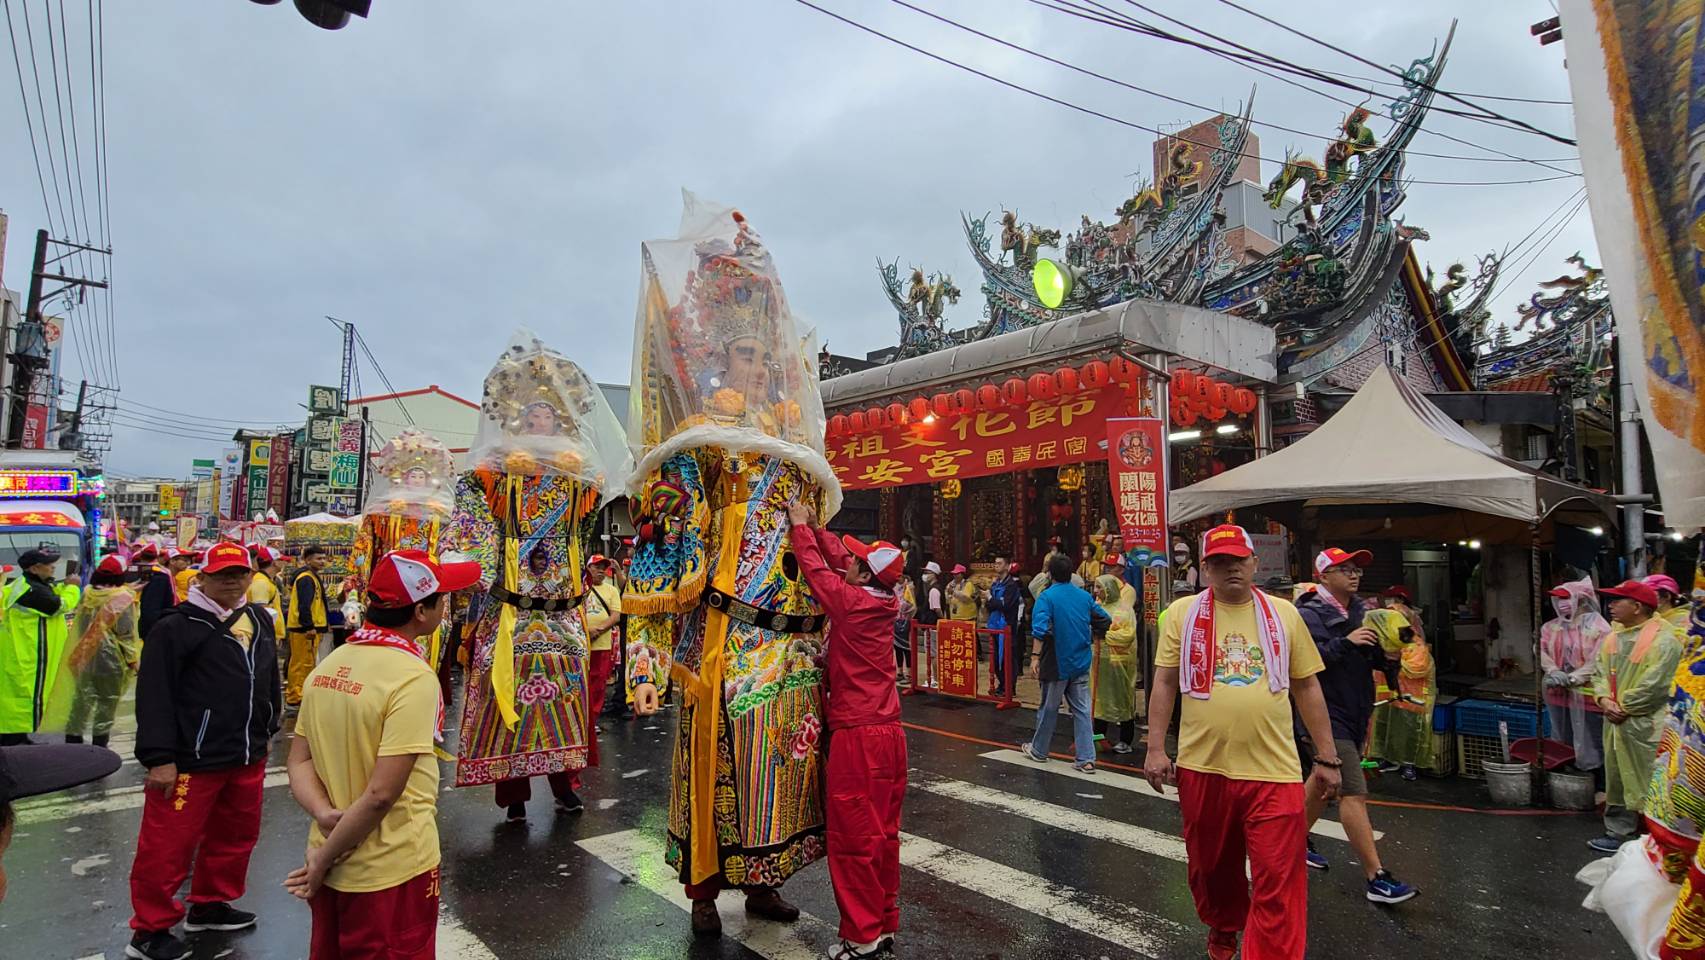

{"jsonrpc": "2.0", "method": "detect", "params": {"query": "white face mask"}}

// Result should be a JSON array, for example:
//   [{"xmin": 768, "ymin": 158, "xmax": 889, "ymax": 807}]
[{"xmin": 1553, "ymin": 597, "xmax": 1574, "ymax": 618}]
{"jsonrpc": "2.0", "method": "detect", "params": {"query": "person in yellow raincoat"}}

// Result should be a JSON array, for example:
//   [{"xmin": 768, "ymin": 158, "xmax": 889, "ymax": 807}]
[
  {"xmin": 1647, "ymin": 574, "xmax": 1694, "ymax": 634},
  {"xmin": 1589, "ymin": 579, "xmax": 1686, "ymax": 854},
  {"xmin": 1366, "ymin": 607, "xmax": 1434, "ymax": 780},
  {"xmin": 62, "ymin": 554, "xmax": 141, "ymax": 747},
  {"xmin": 1091, "ymin": 574, "xmax": 1140, "ymax": 754}
]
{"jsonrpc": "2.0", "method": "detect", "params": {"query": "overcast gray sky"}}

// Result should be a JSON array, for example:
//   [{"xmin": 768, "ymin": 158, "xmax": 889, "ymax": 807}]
[{"xmin": 1, "ymin": 0, "xmax": 1591, "ymax": 477}]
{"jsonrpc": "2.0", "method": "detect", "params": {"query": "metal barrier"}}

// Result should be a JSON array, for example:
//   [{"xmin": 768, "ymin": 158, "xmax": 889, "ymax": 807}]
[{"xmin": 902, "ymin": 620, "xmax": 1018, "ymax": 710}]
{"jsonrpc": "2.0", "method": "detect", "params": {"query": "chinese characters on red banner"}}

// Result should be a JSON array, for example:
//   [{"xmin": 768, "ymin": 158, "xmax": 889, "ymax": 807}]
[
  {"xmin": 935, "ymin": 619, "xmax": 979, "ymax": 699},
  {"xmin": 833, "ymin": 386, "xmax": 1138, "ymax": 490},
  {"xmin": 1105, "ymin": 417, "xmax": 1167, "ymax": 555}
]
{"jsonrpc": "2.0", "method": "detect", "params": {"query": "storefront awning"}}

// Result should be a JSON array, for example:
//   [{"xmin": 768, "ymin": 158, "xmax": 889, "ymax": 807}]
[
  {"xmin": 822, "ymin": 299, "xmax": 1277, "ymax": 409},
  {"xmin": 1171, "ymin": 364, "xmax": 1618, "ymax": 527}
]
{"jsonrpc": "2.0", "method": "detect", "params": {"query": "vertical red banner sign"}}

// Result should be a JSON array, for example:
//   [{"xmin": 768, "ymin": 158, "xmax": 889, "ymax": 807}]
[
  {"xmin": 1105, "ymin": 417, "xmax": 1167, "ymax": 555},
  {"xmin": 935, "ymin": 619, "xmax": 979, "ymax": 699},
  {"xmin": 268, "ymin": 433, "xmax": 292, "ymax": 516}
]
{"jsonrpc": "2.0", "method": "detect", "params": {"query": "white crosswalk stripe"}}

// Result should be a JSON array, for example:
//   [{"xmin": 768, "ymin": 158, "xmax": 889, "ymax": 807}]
[
  {"xmin": 911, "ymin": 774, "xmax": 1188, "ymax": 862},
  {"xmin": 11, "ymin": 766, "xmax": 289, "ymax": 825},
  {"xmin": 576, "ymin": 829, "xmax": 837, "ymax": 960},
  {"xmin": 979, "ymin": 749, "xmax": 1381, "ymax": 842}
]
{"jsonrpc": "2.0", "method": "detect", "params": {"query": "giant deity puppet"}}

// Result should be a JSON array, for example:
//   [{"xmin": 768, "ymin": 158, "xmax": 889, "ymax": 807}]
[
  {"xmin": 623, "ymin": 194, "xmax": 840, "ymax": 929},
  {"xmin": 443, "ymin": 331, "xmax": 632, "ymax": 820},
  {"xmin": 349, "ymin": 429, "xmax": 457, "ymax": 662}
]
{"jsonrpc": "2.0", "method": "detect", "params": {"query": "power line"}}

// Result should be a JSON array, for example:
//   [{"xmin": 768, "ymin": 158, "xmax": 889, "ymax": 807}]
[
  {"xmin": 1031, "ymin": 0, "xmax": 1580, "ymax": 175},
  {"xmin": 115, "ymin": 397, "xmax": 299, "ymax": 428},
  {"xmin": 51, "ymin": 0, "xmax": 110, "ymax": 390},
  {"xmin": 93, "ymin": 0, "xmax": 116, "ymax": 389},
  {"xmin": 4, "ymin": 0, "xmax": 56, "ymax": 236},
  {"xmin": 17, "ymin": 1, "xmax": 70, "ymax": 236},
  {"xmin": 109, "ymin": 415, "xmax": 248, "ymax": 445},
  {"xmin": 1208, "ymin": 0, "xmax": 1576, "ymax": 145},
  {"xmin": 791, "ymin": 0, "xmax": 1576, "ymax": 187},
  {"xmin": 885, "ymin": 0, "xmax": 1574, "ymax": 166},
  {"xmin": 353, "ymin": 327, "xmax": 416, "ymax": 425}
]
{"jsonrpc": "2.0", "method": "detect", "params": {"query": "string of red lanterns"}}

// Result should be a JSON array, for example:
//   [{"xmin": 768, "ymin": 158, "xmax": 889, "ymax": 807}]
[{"xmin": 823, "ymin": 359, "xmax": 1258, "ymax": 437}]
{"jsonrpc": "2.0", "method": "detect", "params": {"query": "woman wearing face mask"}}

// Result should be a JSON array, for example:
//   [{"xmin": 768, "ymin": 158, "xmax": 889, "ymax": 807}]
[{"xmin": 1540, "ymin": 577, "xmax": 1611, "ymax": 779}]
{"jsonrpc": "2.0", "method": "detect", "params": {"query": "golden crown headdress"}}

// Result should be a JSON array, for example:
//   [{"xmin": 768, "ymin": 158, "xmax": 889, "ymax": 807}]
[
  {"xmin": 371, "ymin": 429, "xmax": 455, "ymax": 484},
  {"xmin": 480, "ymin": 336, "xmax": 596, "ymax": 434}
]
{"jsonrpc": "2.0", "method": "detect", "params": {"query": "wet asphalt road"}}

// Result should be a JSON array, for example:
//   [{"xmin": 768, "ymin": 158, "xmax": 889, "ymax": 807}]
[{"xmin": 2, "ymin": 687, "xmax": 1620, "ymax": 960}]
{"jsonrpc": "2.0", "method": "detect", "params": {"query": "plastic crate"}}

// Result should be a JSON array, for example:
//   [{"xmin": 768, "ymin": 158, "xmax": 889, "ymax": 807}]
[
  {"xmin": 1433, "ymin": 698, "xmax": 1456, "ymax": 733},
  {"xmin": 1452, "ymin": 699, "xmax": 1549, "ymax": 740},
  {"xmin": 1430, "ymin": 730, "xmax": 1456, "ymax": 776}
]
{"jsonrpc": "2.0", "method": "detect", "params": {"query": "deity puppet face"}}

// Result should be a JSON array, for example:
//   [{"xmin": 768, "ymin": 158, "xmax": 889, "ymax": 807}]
[
  {"xmin": 401, "ymin": 467, "xmax": 430, "ymax": 488},
  {"xmin": 724, "ymin": 335, "xmax": 772, "ymax": 408},
  {"xmin": 521, "ymin": 401, "xmax": 564, "ymax": 437}
]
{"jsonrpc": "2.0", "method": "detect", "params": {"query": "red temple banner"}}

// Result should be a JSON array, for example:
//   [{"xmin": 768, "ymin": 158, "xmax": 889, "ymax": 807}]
[
  {"xmin": 831, "ymin": 386, "xmax": 1138, "ymax": 490},
  {"xmin": 1105, "ymin": 416, "xmax": 1166, "ymax": 554},
  {"xmin": 935, "ymin": 619, "xmax": 979, "ymax": 699}
]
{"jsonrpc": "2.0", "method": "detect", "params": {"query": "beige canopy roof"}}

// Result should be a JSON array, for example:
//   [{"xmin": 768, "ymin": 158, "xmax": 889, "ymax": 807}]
[{"xmin": 1170, "ymin": 364, "xmax": 1617, "ymax": 530}]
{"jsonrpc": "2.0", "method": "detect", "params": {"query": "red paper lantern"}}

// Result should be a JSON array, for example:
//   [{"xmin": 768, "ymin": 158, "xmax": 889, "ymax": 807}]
[
  {"xmin": 1169, "ymin": 396, "xmax": 1197, "ymax": 427},
  {"xmin": 829, "ymin": 414, "xmax": 847, "ymax": 436},
  {"xmin": 849, "ymin": 411, "xmax": 866, "ymax": 432},
  {"xmin": 1080, "ymin": 360, "xmax": 1109, "ymax": 389},
  {"xmin": 976, "ymin": 384, "xmax": 1001, "ymax": 410},
  {"xmin": 953, "ymin": 388, "xmax": 975, "ymax": 413},
  {"xmin": 886, "ymin": 402, "xmax": 907, "ymax": 426},
  {"xmin": 1027, "ymin": 371, "xmax": 1058, "ymax": 400},
  {"xmin": 1211, "ymin": 380, "xmax": 1233, "ymax": 408},
  {"xmin": 1109, "ymin": 356, "xmax": 1138, "ymax": 383},
  {"xmin": 932, "ymin": 393, "xmax": 953, "ymax": 418},
  {"xmin": 1173, "ymin": 369, "xmax": 1196, "ymax": 397},
  {"xmin": 1229, "ymin": 387, "xmax": 1258, "ymax": 416},
  {"xmin": 866, "ymin": 406, "xmax": 886, "ymax": 429},
  {"xmin": 1191, "ymin": 375, "xmax": 1214, "ymax": 402},
  {"xmin": 1001, "ymin": 378, "xmax": 1028, "ymax": 406},
  {"xmin": 1054, "ymin": 366, "xmax": 1079, "ymax": 394},
  {"xmin": 909, "ymin": 397, "xmax": 931, "ymax": 422}
]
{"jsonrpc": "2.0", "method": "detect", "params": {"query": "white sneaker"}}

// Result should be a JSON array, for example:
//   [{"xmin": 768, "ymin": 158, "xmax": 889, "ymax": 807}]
[
  {"xmin": 1019, "ymin": 742, "xmax": 1049, "ymax": 763},
  {"xmin": 827, "ymin": 939, "xmax": 885, "ymax": 959}
]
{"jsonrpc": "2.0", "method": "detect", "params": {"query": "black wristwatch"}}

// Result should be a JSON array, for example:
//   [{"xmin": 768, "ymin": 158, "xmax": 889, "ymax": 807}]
[{"xmin": 1311, "ymin": 755, "xmax": 1343, "ymax": 769}]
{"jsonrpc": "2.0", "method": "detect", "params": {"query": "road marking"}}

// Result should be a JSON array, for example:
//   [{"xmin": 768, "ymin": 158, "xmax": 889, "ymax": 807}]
[
  {"xmin": 911, "ymin": 775, "xmax": 1188, "ymax": 863},
  {"xmin": 438, "ymin": 909, "xmax": 501, "ymax": 959},
  {"xmin": 577, "ymin": 829, "xmax": 836, "ymax": 960},
  {"xmin": 978, "ymin": 750, "xmax": 1380, "ymax": 842},
  {"xmin": 899, "ymin": 832, "xmax": 1182, "ymax": 957},
  {"xmin": 13, "ymin": 767, "xmax": 289, "ymax": 825}
]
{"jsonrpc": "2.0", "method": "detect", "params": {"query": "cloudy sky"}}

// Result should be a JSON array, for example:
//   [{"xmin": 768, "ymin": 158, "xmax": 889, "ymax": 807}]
[{"xmin": 0, "ymin": 0, "xmax": 1590, "ymax": 477}]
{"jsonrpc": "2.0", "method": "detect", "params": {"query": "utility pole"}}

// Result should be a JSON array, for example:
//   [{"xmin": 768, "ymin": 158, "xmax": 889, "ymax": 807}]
[
  {"xmin": 1613, "ymin": 337, "xmax": 1647, "ymax": 576},
  {"xmin": 9, "ymin": 229, "xmax": 109, "ymax": 449}
]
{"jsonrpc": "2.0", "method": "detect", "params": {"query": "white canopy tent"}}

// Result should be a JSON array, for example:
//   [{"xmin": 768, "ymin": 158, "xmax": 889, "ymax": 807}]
[{"xmin": 1171, "ymin": 364, "xmax": 1617, "ymax": 534}]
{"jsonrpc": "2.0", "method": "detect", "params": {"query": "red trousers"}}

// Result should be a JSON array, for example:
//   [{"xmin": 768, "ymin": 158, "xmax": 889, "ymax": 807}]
[
  {"xmin": 1176, "ymin": 768, "xmax": 1307, "ymax": 960},
  {"xmin": 309, "ymin": 866, "xmax": 440, "ymax": 960},
  {"xmin": 129, "ymin": 759, "xmax": 266, "ymax": 932},
  {"xmin": 571, "ymin": 648, "xmax": 613, "ymax": 790},
  {"xmin": 827, "ymin": 722, "xmax": 908, "ymax": 944},
  {"xmin": 493, "ymin": 771, "xmax": 576, "ymax": 808}
]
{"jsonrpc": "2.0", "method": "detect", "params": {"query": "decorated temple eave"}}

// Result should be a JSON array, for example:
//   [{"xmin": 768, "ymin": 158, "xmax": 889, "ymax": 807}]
[
  {"xmin": 1401, "ymin": 251, "xmax": 1475, "ymax": 391},
  {"xmin": 821, "ymin": 297, "xmax": 1276, "ymax": 412}
]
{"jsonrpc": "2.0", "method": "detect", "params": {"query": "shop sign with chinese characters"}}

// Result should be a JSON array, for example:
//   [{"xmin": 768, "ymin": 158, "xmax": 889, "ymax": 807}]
[
  {"xmin": 832, "ymin": 386, "xmax": 1137, "ymax": 490},
  {"xmin": 935, "ymin": 619, "xmax": 979, "ymax": 699},
  {"xmin": 1105, "ymin": 417, "xmax": 1167, "ymax": 555}
]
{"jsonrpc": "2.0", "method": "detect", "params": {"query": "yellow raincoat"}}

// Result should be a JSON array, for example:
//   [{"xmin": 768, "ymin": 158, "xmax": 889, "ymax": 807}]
[
  {"xmin": 1593, "ymin": 617, "xmax": 1685, "ymax": 816},
  {"xmin": 1367, "ymin": 608, "xmax": 1436, "ymax": 769}
]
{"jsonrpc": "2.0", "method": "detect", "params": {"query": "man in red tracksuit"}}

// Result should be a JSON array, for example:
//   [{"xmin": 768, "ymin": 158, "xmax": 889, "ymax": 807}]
[{"xmin": 786, "ymin": 501, "xmax": 906, "ymax": 960}]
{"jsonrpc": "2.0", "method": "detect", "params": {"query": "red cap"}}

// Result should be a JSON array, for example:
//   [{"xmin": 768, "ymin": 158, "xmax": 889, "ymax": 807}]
[
  {"xmin": 840, "ymin": 535, "xmax": 904, "ymax": 588},
  {"xmin": 132, "ymin": 543, "xmax": 159, "ymax": 563},
  {"xmin": 1381, "ymin": 585, "xmax": 1411, "ymax": 601},
  {"xmin": 249, "ymin": 545, "xmax": 280, "ymax": 565},
  {"xmin": 1315, "ymin": 547, "xmax": 1373, "ymax": 575},
  {"xmin": 950, "ymin": 563, "xmax": 968, "ymax": 575},
  {"xmin": 200, "ymin": 542, "xmax": 254, "ymax": 575},
  {"xmin": 1601, "ymin": 579, "xmax": 1661, "ymax": 609},
  {"xmin": 173, "ymin": 547, "xmax": 197, "ymax": 560},
  {"xmin": 1103, "ymin": 553, "xmax": 1126, "ymax": 568},
  {"xmin": 1644, "ymin": 574, "xmax": 1683, "ymax": 597},
  {"xmin": 1200, "ymin": 524, "xmax": 1255, "ymax": 559},
  {"xmin": 587, "ymin": 554, "xmax": 614, "ymax": 571},
  {"xmin": 1008, "ymin": 562, "xmax": 1021, "ymax": 575},
  {"xmin": 367, "ymin": 549, "xmax": 481, "ymax": 609},
  {"xmin": 95, "ymin": 554, "xmax": 127, "ymax": 577},
  {"xmin": 1548, "ymin": 585, "xmax": 1572, "ymax": 598}
]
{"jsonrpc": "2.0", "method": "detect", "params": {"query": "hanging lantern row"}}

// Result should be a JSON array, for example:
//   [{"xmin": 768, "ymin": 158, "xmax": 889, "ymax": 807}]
[
  {"xmin": 825, "ymin": 356, "xmax": 1147, "ymax": 437},
  {"xmin": 1169, "ymin": 370, "xmax": 1258, "ymax": 428}
]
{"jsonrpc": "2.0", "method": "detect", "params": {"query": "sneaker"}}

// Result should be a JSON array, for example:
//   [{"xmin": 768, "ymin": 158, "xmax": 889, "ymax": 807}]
[
  {"xmin": 1018, "ymin": 742, "xmax": 1049, "ymax": 763},
  {"xmin": 1073, "ymin": 761, "xmax": 1097, "ymax": 775},
  {"xmin": 1587, "ymin": 834, "xmax": 1625, "ymax": 854},
  {"xmin": 1305, "ymin": 843, "xmax": 1329, "ymax": 871},
  {"xmin": 1376, "ymin": 760, "xmax": 1401, "ymax": 774},
  {"xmin": 555, "ymin": 790, "xmax": 585, "ymax": 814},
  {"xmin": 183, "ymin": 902, "xmax": 256, "ymax": 932},
  {"xmin": 1112, "ymin": 742, "xmax": 1133, "ymax": 755},
  {"xmin": 1207, "ymin": 928, "xmax": 1239, "ymax": 960},
  {"xmin": 1400, "ymin": 764, "xmax": 1418, "ymax": 781},
  {"xmin": 827, "ymin": 939, "xmax": 885, "ymax": 959},
  {"xmin": 126, "ymin": 931, "xmax": 191, "ymax": 960},
  {"xmin": 506, "ymin": 802, "xmax": 528, "ymax": 823},
  {"xmin": 1365, "ymin": 869, "xmax": 1418, "ymax": 905}
]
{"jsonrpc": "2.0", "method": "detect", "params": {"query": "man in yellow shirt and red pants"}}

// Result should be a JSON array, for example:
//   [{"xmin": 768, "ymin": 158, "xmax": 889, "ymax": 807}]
[{"xmin": 1145, "ymin": 524, "xmax": 1342, "ymax": 960}]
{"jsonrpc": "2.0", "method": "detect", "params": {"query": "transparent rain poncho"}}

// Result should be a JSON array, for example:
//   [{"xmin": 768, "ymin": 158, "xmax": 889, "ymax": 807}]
[
  {"xmin": 628, "ymin": 191, "xmax": 837, "ymax": 517},
  {"xmin": 467, "ymin": 328, "xmax": 634, "ymax": 502},
  {"xmin": 364, "ymin": 429, "xmax": 457, "ymax": 518}
]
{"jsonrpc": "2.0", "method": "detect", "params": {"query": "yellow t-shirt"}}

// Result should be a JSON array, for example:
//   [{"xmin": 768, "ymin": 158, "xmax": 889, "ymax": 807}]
[
  {"xmin": 297, "ymin": 643, "xmax": 441, "ymax": 892},
  {"xmin": 1156, "ymin": 593, "xmax": 1325, "ymax": 783},
  {"xmin": 248, "ymin": 575, "xmax": 282, "ymax": 629},
  {"xmin": 588, "ymin": 582, "xmax": 622, "ymax": 652}
]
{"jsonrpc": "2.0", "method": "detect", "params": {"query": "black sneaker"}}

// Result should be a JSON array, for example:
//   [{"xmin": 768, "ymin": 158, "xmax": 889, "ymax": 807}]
[
  {"xmin": 126, "ymin": 931, "xmax": 192, "ymax": 959},
  {"xmin": 506, "ymin": 802, "xmax": 528, "ymax": 822},
  {"xmin": 183, "ymin": 902, "xmax": 256, "ymax": 932},
  {"xmin": 556, "ymin": 790, "xmax": 585, "ymax": 814}
]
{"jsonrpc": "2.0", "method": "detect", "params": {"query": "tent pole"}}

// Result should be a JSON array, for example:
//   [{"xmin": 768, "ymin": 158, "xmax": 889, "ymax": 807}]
[{"xmin": 1532, "ymin": 521, "xmax": 1548, "ymax": 805}]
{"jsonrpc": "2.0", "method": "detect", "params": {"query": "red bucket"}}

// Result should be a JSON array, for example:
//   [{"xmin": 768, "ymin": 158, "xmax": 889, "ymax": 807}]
[{"xmin": 1506, "ymin": 737, "xmax": 1576, "ymax": 770}]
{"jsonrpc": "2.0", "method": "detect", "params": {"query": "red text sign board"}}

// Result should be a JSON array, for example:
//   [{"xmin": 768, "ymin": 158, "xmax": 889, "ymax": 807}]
[
  {"xmin": 936, "ymin": 619, "xmax": 979, "ymax": 699},
  {"xmin": 1105, "ymin": 417, "xmax": 1167, "ymax": 555}
]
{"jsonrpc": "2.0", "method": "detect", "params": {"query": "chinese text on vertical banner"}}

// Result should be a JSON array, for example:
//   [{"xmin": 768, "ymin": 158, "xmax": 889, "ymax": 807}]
[
  {"xmin": 1105, "ymin": 417, "xmax": 1167, "ymax": 555},
  {"xmin": 935, "ymin": 619, "xmax": 979, "ymax": 699}
]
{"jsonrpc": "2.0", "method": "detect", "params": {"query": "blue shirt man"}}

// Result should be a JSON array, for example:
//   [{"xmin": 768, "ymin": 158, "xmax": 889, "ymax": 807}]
[{"xmin": 1021, "ymin": 554, "xmax": 1111, "ymax": 772}]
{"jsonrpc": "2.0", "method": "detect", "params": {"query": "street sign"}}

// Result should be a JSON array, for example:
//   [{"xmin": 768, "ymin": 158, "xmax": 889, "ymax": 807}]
[
  {"xmin": 308, "ymin": 385, "xmax": 342, "ymax": 415},
  {"xmin": 329, "ymin": 452, "xmax": 360, "ymax": 489},
  {"xmin": 305, "ymin": 482, "xmax": 332, "ymax": 504},
  {"xmin": 308, "ymin": 416, "xmax": 341, "ymax": 444},
  {"xmin": 307, "ymin": 449, "xmax": 336, "ymax": 473},
  {"xmin": 337, "ymin": 419, "xmax": 363, "ymax": 453}
]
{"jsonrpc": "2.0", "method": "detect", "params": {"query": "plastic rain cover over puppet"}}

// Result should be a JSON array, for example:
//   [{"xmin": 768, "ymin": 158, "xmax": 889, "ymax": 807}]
[
  {"xmin": 443, "ymin": 330, "xmax": 634, "ymax": 789},
  {"xmin": 624, "ymin": 193, "xmax": 838, "ymax": 888},
  {"xmin": 350, "ymin": 429, "xmax": 458, "ymax": 590}
]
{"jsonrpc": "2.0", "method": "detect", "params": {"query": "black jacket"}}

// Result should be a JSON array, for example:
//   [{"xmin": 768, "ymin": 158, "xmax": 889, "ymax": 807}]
[
  {"xmin": 137, "ymin": 568, "xmax": 176, "ymax": 638},
  {"xmin": 134, "ymin": 602, "xmax": 282, "ymax": 771},
  {"xmin": 1294, "ymin": 589, "xmax": 1383, "ymax": 746},
  {"xmin": 16, "ymin": 571, "xmax": 63, "ymax": 616}
]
